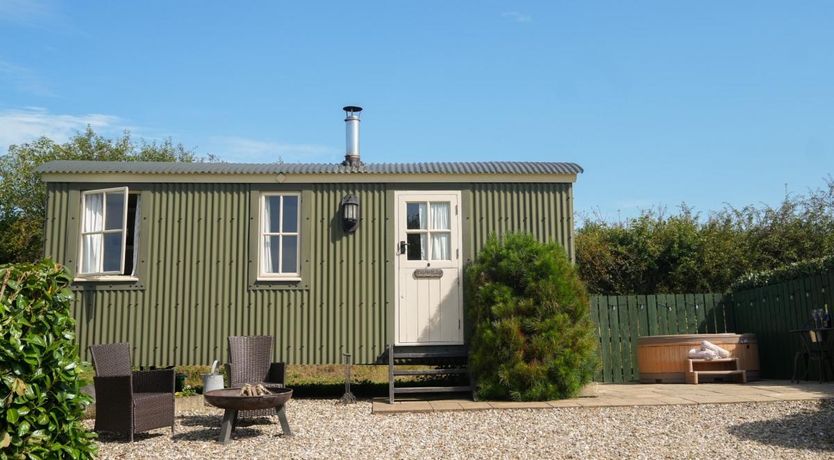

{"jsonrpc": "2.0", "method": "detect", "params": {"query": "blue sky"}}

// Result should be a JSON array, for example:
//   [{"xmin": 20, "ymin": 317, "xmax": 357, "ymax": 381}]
[{"xmin": 1, "ymin": 1, "xmax": 832, "ymax": 221}]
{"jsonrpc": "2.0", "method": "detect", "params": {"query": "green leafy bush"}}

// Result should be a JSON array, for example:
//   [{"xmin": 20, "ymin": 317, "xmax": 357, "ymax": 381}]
[
  {"xmin": 0, "ymin": 260, "xmax": 96, "ymax": 459},
  {"xmin": 732, "ymin": 254, "xmax": 834, "ymax": 291},
  {"xmin": 466, "ymin": 234, "xmax": 599, "ymax": 401}
]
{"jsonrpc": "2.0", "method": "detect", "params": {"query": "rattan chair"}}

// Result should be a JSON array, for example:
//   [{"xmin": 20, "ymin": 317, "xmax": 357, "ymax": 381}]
[
  {"xmin": 225, "ymin": 336, "xmax": 286, "ymax": 417},
  {"xmin": 89, "ymin": 343, "xmax": 175, "ymax": 441}
]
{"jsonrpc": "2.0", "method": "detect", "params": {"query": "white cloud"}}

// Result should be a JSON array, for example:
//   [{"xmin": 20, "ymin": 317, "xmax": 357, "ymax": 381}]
[
  {"xmin": 207, "ymin": 136, "xmax": 340, "ymax": 163},
  {"xmin": 0, "ymin": 108, "xmax": 342, "ymax": 163},
  {"xmin": 0, "ymin": 59, "xmax": 53, "ymax": 96},
  {"xmin": 501, "ymin": 11, "xmax": 532, "ymax": 23},
  {"xmin": 0, "ymin": 107, "xmax": 125, "ymax": 150}
]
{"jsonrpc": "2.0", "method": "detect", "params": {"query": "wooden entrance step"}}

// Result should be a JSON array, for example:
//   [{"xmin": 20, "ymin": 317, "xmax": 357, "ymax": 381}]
[
  {"xmin": 388, "ymin": 344, "xmax": 473, "ymax": 403},
  {"xmin": 393, "ymin": 386, "xmax": 472, "ymax": 394},
  {"xmin": 686, "ymin": 358, "xmax": 747, "ymax": 384},
  {"xmin": 393, "ymin": 351, "xmax": 466, "ymax": 360},
  {"xmin": 390, "ymin": 345, "xmax": 468, "ymax": 361},
  {"xmin": 393, "ymin": 368, "xmax": 468, "ymax": 376}
]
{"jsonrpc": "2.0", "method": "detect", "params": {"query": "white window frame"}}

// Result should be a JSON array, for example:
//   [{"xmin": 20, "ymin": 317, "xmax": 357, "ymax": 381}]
[
  {"xmin": 402, "ymin": 200, "xmax": 454, "ymax": 262},
  {"xmin": 77, "ymin": 186, "xmax": 130, "ymax": 277},
  {"xmin": 258, "ymin": 192, "xmax": 301, "ymax": 280}
]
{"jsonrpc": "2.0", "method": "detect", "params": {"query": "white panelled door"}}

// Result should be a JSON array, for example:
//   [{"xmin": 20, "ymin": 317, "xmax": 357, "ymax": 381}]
[{"xmin": 395, "ymin": 191, "xmax": 463, "ymax": 345}]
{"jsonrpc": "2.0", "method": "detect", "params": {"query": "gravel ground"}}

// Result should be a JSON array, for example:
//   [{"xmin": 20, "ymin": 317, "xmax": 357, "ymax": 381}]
[{"xmin": 89, "ymin": 399, "xmax": 834, "ymax": 459}]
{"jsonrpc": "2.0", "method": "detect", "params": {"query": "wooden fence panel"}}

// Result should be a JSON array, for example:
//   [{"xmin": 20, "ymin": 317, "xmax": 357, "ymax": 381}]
[
  {"xmin": 626, "ymin": 296, "xmax": 640, "ymax": 382},
  {"xmin": 646, "ymin": 295, "xmax": 659, "ymax": 336},
  {"xmin": 596, "ymin": 296, "xmax": 612, "ymax": 383},
  {"xmin": 616, "ymin": 296, "xmax": 633, "ymax": 383},
  {"xmin": 590, "ymin": 296, "xmax": 601, "ymax": 380},
  {"xmin": 718, "ymin": 294, "xmax": 731, "ymax": 332},
  {"xmin": 606, "ymin": 296, "xmax": 623, "ymax": 383},
  {"xmin": 637, "ymin": 295, "xmax": 649, "ymax": 338},
  {"xmin": 703, "ymin": 294, "xmax": 717, "ymax": 333}
]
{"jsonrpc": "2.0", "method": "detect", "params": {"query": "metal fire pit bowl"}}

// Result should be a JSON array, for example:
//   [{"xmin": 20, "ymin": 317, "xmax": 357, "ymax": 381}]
[
  {"xmin": 203, "ymin": 387, "xmax": 293, "ymax": 444},
  {"xmin": 204, "ymin": 387, "xmax": 293, "ymax": 411}
]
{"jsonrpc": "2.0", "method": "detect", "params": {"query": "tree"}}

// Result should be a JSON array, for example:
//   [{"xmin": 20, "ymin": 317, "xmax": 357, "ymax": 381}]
[
  {"xmin": 466, "ymin": 234, "xmax": 598, "ymax": 400},
  {"xmin": 0, "ymin": 127, "xmax": 207, "ymax": 263}
]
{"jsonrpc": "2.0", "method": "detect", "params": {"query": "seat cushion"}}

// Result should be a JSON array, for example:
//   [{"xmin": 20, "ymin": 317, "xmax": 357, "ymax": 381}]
[{"xmin": 133, "ymin": 392, "xmax": 174, "ymax": 433}]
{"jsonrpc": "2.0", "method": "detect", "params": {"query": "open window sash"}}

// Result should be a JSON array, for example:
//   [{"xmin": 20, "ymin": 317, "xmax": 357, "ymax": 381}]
[{"xmin": 79, "ymin": 186, "xmax": 129, "ymax": 275}]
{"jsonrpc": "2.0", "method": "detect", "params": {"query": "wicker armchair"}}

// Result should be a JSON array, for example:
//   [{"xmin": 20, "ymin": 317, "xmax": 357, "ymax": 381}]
[
  {"xmin": 226, "ymin": 336, "xmax": 285, "ymax": 417},
  {"xmin": 89, "ymin": 343, "xmax": 175, "ymax": 442}
]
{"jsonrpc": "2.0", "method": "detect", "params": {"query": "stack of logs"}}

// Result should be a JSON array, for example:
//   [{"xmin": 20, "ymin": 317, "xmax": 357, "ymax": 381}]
[{"xmin": 239, "ymin": 384, "xmax": 272, "ymax": 396}]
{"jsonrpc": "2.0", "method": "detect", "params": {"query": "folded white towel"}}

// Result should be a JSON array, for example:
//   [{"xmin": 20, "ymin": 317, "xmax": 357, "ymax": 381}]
[
  {"xmin": 688, "ymin": 348, "xmax": 718, "ymax": 360},
  {"xmin": 701, "ymin": 340, "xmax": 731, "ymax": 358}
]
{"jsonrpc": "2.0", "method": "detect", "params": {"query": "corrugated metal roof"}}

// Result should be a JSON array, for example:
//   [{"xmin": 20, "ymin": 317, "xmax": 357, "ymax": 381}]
[{"xmin": 37, "ymin": 160, "xmax": 583, "ymax": 176}]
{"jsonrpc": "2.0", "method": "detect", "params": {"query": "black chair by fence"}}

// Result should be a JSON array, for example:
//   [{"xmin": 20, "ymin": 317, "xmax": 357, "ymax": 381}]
[{"xmin": 791, "ymin": 328, "xmax": 834, "ymax": 384}]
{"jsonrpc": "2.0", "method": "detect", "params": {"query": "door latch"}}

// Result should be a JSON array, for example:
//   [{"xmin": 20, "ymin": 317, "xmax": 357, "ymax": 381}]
[{"xmin": 398, "ymin": 240, "xmax": 408, "ymax": 255}]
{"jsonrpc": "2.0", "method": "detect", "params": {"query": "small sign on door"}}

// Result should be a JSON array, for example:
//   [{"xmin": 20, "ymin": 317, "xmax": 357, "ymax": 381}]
[{"xmin": 413, "ymin": 268, "xmax": 444, "ymax": 279}]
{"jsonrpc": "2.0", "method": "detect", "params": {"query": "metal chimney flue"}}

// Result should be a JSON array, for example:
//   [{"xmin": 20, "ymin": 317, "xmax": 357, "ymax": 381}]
[{"xmin": 342, "ymin": 106, "xmax": 363, "ymax": 167}]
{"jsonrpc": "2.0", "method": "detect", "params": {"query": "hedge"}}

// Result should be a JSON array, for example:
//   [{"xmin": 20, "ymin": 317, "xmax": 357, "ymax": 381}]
[
  {"xmin": 731, "ymin": 254, "xmax": 834, "ymax": 291},
  {"xmin": 0, "ymin": 260, "xmax": 96, "ymax": 459}
]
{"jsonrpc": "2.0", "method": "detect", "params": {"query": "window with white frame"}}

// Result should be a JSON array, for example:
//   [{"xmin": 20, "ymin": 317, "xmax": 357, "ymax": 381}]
[
  {"xmin": 259, "ymin": 193, "xmax": 300, "ymax": 279},
  {"xmin": 79, "ymin": 187, "xmax": 141, "ymax": 277}
]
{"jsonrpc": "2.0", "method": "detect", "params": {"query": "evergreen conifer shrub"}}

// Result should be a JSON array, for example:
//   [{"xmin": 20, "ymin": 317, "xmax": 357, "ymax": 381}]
[
  {"xmin": 0, "ymin": 260, "xmax": 96, "ymax": 459},
  {"xmin": 466, "ymin": 234, "xmax": 598, "ymax": 401}
]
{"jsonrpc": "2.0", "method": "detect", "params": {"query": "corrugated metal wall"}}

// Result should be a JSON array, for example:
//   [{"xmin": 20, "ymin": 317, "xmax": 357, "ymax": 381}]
[
  {"xmin": 45, "ymin": 181, "xmax": 574, "ymax": 366},
  {"xmin": 469, "ymin": 183, "xmax": 574, "ymax": 260}
]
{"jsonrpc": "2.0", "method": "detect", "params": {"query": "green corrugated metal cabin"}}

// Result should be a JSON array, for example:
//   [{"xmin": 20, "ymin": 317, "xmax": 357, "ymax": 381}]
[{"xmin": 38, "ymin": 113, "xmax": 582, "ymax": 368}]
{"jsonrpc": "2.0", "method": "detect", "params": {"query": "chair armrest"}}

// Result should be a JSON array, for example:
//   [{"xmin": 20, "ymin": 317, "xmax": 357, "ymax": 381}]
[
  {"xmin": 94, "ymin": 375, "xmax": 133, "ymax": 407},
  {"xmin": 267, "ymin": 362, "xmax": 286, "ymax": 385},
  {"xmin": 132, "ymin": 369, "xmax": 175, "ymax": 394}
]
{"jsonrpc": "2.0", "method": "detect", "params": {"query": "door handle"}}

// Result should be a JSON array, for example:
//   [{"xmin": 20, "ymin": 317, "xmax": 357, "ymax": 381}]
[{"xmin": 398, "ymin": 241, "xmax": 408, "ymax": 255}]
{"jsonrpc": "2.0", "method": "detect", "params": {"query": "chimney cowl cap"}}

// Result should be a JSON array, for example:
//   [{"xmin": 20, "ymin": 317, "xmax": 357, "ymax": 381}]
[{"xmin": 343, "ymin": 106, "xmax": 363, "ymax": 114}]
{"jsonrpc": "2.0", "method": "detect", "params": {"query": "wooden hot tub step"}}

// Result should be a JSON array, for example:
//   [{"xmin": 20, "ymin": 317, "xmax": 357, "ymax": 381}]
[
  {"xmin": 686, "ymin": 358, "xmax": 747, "ymax": 384},
  {"xmin": 686, "ymin": 370, "xmax": 747, "ymax": 384}
]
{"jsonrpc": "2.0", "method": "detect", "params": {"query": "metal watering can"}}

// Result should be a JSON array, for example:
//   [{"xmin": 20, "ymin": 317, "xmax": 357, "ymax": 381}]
[{"xmin": 202, "ymin": 360, "xmax": 224, "ymax": 398}]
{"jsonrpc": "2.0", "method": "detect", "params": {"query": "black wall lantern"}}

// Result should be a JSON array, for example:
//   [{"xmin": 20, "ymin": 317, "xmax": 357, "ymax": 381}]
[{"xmin": 340, "ymin": 194, "xmax": 360, "ymax": 233}]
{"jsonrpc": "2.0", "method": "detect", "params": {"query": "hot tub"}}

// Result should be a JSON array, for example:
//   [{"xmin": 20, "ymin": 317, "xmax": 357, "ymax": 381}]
[{"xmin": 637, "ymin": 333, "xmax": 760, "ymax": 383}]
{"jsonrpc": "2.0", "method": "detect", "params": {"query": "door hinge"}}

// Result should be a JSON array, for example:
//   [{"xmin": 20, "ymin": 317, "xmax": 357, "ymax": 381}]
[
  {"xmin": 456, "ymin": 248, "xmax": 460, "ymax": 259},
  {"xmin": 458, "ymin": 319, "xmax": 461, "ymax": 329},
  {"xmin": 455, "ymin": 205, "xmax": 459, "ymax": 215}
]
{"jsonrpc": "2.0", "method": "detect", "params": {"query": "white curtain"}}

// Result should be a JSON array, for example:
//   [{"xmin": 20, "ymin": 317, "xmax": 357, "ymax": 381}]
[
  {"xmin": 430, "ymin": 202, "xmax": 449, "ymax": 230},
  {"xmin": 82, "ymin": 193, "xmax": 104, "ymax": 273},
  {"xmin": 263, "ymin": 198, "xmax": 275, "ymax": 273},
  {"xmin": 430, "ymin": 202, "xmax": 450, "ymax": 260},
  {"xmin": 84, "ymin": 193, "xmax": 104, "ymax": 232},
  {"xmin": 418, "ymin": 234, "xmax": 428, "ymax": 260}
]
